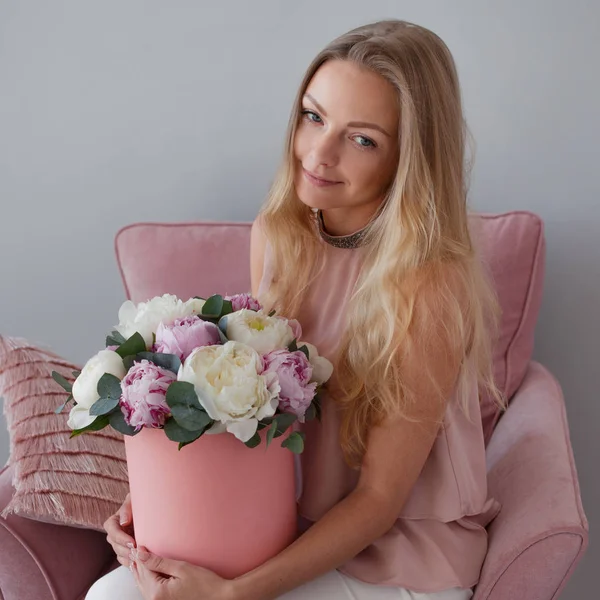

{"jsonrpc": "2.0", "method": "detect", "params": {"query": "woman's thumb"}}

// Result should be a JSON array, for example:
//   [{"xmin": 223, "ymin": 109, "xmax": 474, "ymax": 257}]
[
  {"xmin": 119, "ymin": 501, "xmax": 132, "ymax": 525},
  {"xmin": 136, "ymin": 547, "xmax": 183, "ymax": 576}
]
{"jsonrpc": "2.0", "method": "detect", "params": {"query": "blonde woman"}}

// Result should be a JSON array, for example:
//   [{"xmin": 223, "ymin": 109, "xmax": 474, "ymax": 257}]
[{"xmin": 89, "ymin": 19, "xmax": 503, "ymax": 600}]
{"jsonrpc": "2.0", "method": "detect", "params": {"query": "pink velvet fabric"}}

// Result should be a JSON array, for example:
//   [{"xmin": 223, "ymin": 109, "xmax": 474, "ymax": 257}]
[
  {"xmin": 469, "ymin": 212, "xmax": 546, "ymax": 443},
  {"xmin": 115, "ymin": 221, "xmax": 252, "ymax": 304},
  {"xmin": 475, "ymin": 362, "xmax": 588, "ymax": 599},
  {"xmin": 0, "ymin": 466, "xmax": 116, "ymax": 600}
]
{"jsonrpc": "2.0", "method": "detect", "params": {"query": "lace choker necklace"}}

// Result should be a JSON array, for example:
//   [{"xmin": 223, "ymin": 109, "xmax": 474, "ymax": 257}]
[{"xmin": 315, "ymin": 209, "xmax": 369, "ymax": 249}]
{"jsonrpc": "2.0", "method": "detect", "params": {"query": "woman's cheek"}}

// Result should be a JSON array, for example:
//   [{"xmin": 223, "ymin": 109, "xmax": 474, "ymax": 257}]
[{"xmin": 293, "ymin": 125, "xmax": 310, "ymax": 162}]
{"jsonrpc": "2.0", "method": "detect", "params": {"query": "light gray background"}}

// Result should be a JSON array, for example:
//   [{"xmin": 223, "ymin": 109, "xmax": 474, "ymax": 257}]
[{"xmin": 0, "ymin": 1, "xmax": 597, "ymax": 597}]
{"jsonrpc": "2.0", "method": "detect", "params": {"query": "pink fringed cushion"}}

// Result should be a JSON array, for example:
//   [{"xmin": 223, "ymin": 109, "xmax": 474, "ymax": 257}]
[{"xmin": 0, "ymin": 335, "xmax": 128, "ymax": 531}]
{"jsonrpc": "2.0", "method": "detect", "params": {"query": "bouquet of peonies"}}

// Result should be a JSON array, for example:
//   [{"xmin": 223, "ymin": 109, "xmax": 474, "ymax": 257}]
[{"xmin": 52, "ymin": 292, "xmax": 332, "ymax": 453}]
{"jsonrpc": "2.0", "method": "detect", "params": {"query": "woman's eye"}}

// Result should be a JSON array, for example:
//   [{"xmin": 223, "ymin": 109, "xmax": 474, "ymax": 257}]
[
  {"xmin": 354, "ymin": 135, "xmax": 376, "ymax": 149},
  {"xmin": 302, "ymin": 110, "xmax": 323, "ymax": 124}
]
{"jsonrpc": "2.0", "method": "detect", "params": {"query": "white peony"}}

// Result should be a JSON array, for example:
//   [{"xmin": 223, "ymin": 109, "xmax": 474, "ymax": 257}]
[
  {"xmin": 114, "ymin": 294, "xmax": 197, "ymax": 347},
  {"xmin": 297, "ymin": 341, "xmax": 333, "ymax": 385},
  {"xmin": 220, "ymin": 309, "xmax": 295, "ymax": 355},
  {"xmin": 71, "ymin": 349, "xmax": 126, "ymax": 409},
  {"xmin": 178, "ymin": 341, "xmax": 279, "ymax": 442},
  {"xmin": 67, "ymin": 404, "xmax": 96, "ymax": 430},
  {"xmin": 185, "ymin": 297, "xmax": 206, "ymax": 314}
]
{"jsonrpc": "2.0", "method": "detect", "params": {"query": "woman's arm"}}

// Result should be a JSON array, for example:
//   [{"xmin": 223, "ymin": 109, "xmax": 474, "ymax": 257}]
[{"xmin": 232, "ymin": 287, "xmax": 461, "ymax": 600}]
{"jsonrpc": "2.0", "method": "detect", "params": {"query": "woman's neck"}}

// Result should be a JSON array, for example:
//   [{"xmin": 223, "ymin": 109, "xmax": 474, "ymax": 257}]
[{"xmin": 320, "ymin": 202, "xmax": 382, "ymax": 237}]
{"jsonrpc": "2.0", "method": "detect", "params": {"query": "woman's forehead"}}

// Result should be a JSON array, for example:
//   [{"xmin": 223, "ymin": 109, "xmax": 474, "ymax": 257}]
[{"xmin": 304, "ymin": 60, "xmax": 399, "ymax": 132}]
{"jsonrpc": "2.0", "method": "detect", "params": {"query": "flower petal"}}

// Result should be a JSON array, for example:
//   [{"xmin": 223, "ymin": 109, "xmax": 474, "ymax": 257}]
[
  {"xmin": 117, "ymin": 300, "xmax": 137, "ymax": 326},
  {"xmin": 205, "ymin": 421, "xmax": 227, "ymax": 436},
  {"xmin": 67, "ymin": 405, "xmax": 96, "ymax": 430},
  {"xmin": 312, "ymin": 356, "xmax": 333, "ymax": 384},
  {"xmin": 226, "ymin": 419, "xmax": 258, "ymax": 442},
  {"xmin": 257, "ymin": 395, "xmax": 278, "ymax": 421}
]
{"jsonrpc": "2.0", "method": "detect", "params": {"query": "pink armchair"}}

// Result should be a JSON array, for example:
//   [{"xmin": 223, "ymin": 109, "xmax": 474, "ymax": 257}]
[{"xmin": 0, "ymin": 212, "xmax": 588, "ymax": 600}]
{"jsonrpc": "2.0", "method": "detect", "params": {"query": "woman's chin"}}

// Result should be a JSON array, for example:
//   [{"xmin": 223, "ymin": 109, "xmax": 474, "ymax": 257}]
[{"xmin": 295, "ymin": 188, "xmax": 337, "ymax": 212}]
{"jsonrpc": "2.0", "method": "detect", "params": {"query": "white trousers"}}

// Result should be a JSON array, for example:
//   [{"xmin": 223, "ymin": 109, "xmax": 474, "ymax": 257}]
[{"xmin": 86, "ymin": 566, "xmax": 473, "ymax": 600}]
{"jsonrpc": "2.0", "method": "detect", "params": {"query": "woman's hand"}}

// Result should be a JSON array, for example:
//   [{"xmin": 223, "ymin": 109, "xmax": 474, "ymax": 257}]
[
  {"xmin": 103, "ymin": 493, "xmax": 136, "ymax": 567},
  {"xmin": 132, "ymin": 547, "xmax": 237, "ymax": 600}
]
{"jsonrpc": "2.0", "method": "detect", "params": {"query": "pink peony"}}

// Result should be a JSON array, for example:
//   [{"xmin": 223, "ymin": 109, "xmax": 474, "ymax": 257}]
[
  {"xmin": 120, "ymin": 360, "xmax": 176, "ymax": 430},
  {"xmin": 153, "ymin": 316, "xmax": 221, "ymax": 361},
  {"xmin": 225, "ymin": 293, "xmax": 262, "ymax": 312},
  {"xmin": 262, "ymin": 349, "xmax": 317, "ymax": 421}
]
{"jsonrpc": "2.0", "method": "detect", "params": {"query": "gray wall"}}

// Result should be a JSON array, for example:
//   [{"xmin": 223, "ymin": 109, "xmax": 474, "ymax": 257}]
[{"xmin": 0, "ymin": 1, "xmax": 597, "ymax": 597}]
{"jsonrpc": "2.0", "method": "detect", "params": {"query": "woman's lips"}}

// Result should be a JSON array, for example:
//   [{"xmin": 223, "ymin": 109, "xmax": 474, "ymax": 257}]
[{"xmin": 303, "ymin": 169, "xmax": 342, "ymax": 188}]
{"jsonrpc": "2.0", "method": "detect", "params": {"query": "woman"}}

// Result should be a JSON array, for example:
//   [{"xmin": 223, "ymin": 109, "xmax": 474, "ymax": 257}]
[{"xmin": 88, "ymin": 19, "xmax": 503, "ymax": 600}]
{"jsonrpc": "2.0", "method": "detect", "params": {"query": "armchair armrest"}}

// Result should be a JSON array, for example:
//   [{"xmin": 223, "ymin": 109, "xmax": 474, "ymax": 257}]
[
  {"xmin": 0, "ymin": 465, "xmax": 117, "ymax": 600},
  {"xmin": 475, "ymin": 362, "xmax": 589, "ymax": 600}
]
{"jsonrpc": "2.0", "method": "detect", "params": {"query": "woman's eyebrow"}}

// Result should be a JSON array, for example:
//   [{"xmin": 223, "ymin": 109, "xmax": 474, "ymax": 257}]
[{"xmin": 303, "ymin": 93, "xmax": 393, "ymax": 138}]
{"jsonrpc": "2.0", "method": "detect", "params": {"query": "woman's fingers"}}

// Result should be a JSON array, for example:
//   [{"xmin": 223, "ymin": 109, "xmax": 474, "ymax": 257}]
[
  {"xmin": 108, "ymin": 537, "xmax": 134, "ymax": 563},
  {"xmin": 117, "ymin": 554, "xmax": 131, "ymax": 567},
  {"xmin": 119, "ymin": 493, "xmax": 133, "ymax": 526},
  {"xmin": 104, "ymin": 508, "xmax": 136, "ymax": 567},
  {"xmin": 104, "ymin": 513, "xmax": 136, "ymax": 547}
]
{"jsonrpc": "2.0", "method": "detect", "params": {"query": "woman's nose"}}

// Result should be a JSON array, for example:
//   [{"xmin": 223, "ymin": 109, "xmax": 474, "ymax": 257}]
[{"xmin": 308, "ymin": 131, "xmax": 340, "ymax": 169}]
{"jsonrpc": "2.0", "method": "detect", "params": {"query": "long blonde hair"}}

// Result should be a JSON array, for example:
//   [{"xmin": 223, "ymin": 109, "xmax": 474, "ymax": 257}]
[{"xmin": 259, "ymin": 20, "xmax": 504, "ymax": 466}]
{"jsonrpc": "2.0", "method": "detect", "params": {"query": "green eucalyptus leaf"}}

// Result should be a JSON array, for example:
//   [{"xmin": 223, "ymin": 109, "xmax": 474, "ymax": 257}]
[
  {"xmin": 178, "ymin": 440, "xmax": 198, "ymax": 451},
  {"xmin": 166, "ymin": 381, "xmax": 202, "ymax": 410},
  {"xmin": 313, "ymin": 393, "xmax": 323, "ymax": 422},
  {"xmin": 170, "ymin": 405, "xmax": 213, "ymax": 432},
  {"xmin": 217, "ymin": 327, "xmax": 229, "ymax": 344},
  {"xmin": 220, "ymin": 299, "xmax": 233, "ymax": 317},
  {"xmin": 266, "ymin": 419, "xmax": 278, "ymax": 448},
  {"xmin": 97, "ymin": 373, "xmax": 123, "ymax": 401},
  {"xmin": 304, "ymin": 403, "xmax": 317, "ymax": 421},
  {"xmin": 244, "ymin": 432, "xmax": 262, "ymax": 449},
  {"xmin": 89, "ymin": 396, "xmax": 120, "ymax": 416},
  {"xmin": 109, "ymin": 410, "xmax": 138, "ymax": 436},
  {"xmin": 106, "ymin": 330, "xmax": 127, "ymax": 347},
  {"xmin": 51, "ymin": 371, "xmax": 72, "ymax": 393},
  {"xmin": 288, "ymin": 339, "xmax": 298, "ymax": 352},
  {"xmin": 164, "ymin": 418, "xmax": 204, "ymax": 444},
  {"xmin": 123, "ymin": 355, "xmax": 136, "ymax": 370},
  {"xmin": 136, "ymin": 352, "xmax": 181, "ymax": 375},
  {"xmin": 70, "ymin": 414, "xmax": 110, "ymax": 438},
  {"xmin": 281, "ymin": 431, "xmax": 305, "ymax": 454},
  {"xmin": 297, "ymin": 345, "xmax": 310, "ymax": 360},
  {"xmin": 273, "ymin": 412, "xmax": 297, "ymax": 438},
  {"xmin": 202, "ymin": 295, "xmax": 224, "ymax": 317},
  {"xmin": 55, "ymin": 394, "xmax": 73, "ymax": 414},
  {"xmin": 115, "ymin": 332, "xmax": 146, "ymax": 358},
  {"xmin": 218, "ymin": 316, "xmax": 229, "ymax": 336},
  {"xmin": 268, "ymin": 310, "xmax": 276, "ymax": 317}
]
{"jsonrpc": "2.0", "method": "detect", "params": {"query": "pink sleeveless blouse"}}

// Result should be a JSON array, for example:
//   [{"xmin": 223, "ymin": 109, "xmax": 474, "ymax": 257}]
[{"xmin": 257, "ymin": 235, "xmax": 501, "ymax": 594}]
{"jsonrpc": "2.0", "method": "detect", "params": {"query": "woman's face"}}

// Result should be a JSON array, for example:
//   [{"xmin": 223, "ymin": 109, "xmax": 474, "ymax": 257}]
[{"xmin": 293, "ymin": 60, "xmax": 399, "ymax": 230}]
